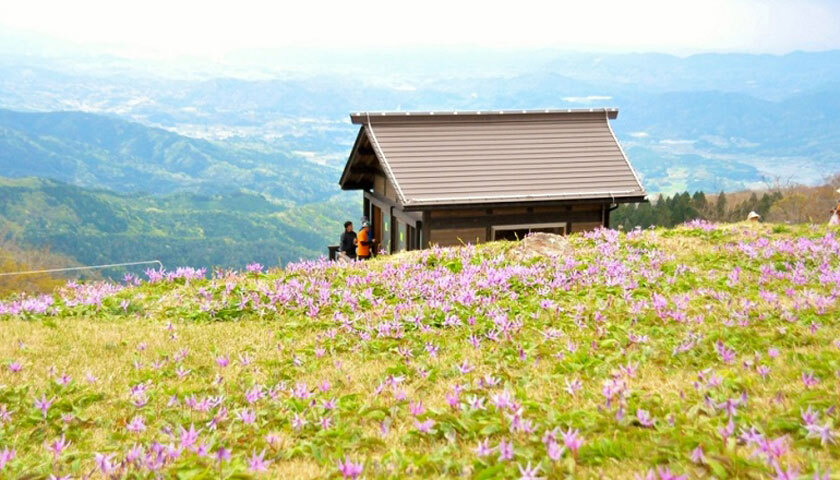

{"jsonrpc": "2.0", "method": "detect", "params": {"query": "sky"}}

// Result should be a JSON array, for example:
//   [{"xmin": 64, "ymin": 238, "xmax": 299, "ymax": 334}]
[{"xmin": 1, "ymin": 0, "xmax": 839, "ymax": 58}]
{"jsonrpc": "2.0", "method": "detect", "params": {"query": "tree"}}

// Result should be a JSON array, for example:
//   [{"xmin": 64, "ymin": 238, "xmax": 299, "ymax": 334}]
[{"xmin": 714, "ymin": 192, "xmax": 728, "ymax": 222}]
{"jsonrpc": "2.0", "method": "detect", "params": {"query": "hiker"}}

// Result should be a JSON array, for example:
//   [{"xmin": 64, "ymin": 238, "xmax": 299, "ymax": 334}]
[
  {"xmin": 339, "ymin": 221, "xmax": 357, "ymax": 260},
  {"xmin": 830, "ymin": 202, "xmax": 840, "ymax": 226},
  {"xmin": 746, "ymin": 211, "xmax": 761, "ymax": 222},
  {"xmin": 355, "ymin": 220, "xmax": 375, "ymax": 260}
]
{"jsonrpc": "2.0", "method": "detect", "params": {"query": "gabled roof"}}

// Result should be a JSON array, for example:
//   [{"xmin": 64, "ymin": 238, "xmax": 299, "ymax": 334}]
[{"xmin": 339, "ymin": 108, "xmax": 646, "ymax": 208}]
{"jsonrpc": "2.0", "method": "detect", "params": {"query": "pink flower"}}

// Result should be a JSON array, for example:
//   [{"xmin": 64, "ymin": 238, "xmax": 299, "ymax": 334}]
[
  {"xmin": 0, "ymin": 447, "xmax": 15, "ymax": 471},
  {"xmin": 0, "ymin": 405, "xmax": 11, "ymax": 424},
  {"xmin": 237, "ymin": 409, "xmax": 256, "ymax": 425},
  {"xmin": 47, "ymin": 434, "xmax": 70, "ymax": 460},
  {"xmin": 247, "ymin": 449, "xmax": 270, "ymax": 472},
  {"xmin": 547, "ymin": 441, "xmax": 565, "ymax": 461},
  {"xmin": 215, "ymin": 447, "xmax": 231, "ymax": 463},
  {"xmin": 216, "ymin": 355, "xmax": 230, "ymax": 368},
  {"xmin": 497, "ymin": 439, "xmax": 514, "ymax": 461},
  {"xmin": 802, "ymin": 372, "xmax": 820, "ymax": 388},
  {"xmin": 518, "ymin": 462, "xmax": 543, "ymax": 480},
  {"xmin": 409, "ymin": 401, "xmax": 425, "ymax": 417},
  {"xmin": 690, "ymin": 445, "xmax": 705, "ymax": 464},
  {"xmin": 179, "ymin": 424, "xmax": 201, "ymax": 450},
  {"xmin": 126, "ymin": 416, "xmax": 146, "ymax": 433},
  {"xmin": 414, "ymin": 419, "xmax": 435, "ymax": 433},
  {"xmin": 562, "ymin": 428, "xmax": 584, "ymax": 457},
  {"xmin": 34, "ymin": 394, "xmax": 54, "ymax": 418},
  {"xmin": 94, "ymin": 453, "xmax": 115, "ymax": 475},
  {"xmin": 474, "ymin": 439, "xmax": 492, "ymax": 457},
  {"xmin": 336, "ymin": 456, "xmax": 363, "ymax": 478},
  {"xmin": 636, "ymin": 409, "xmax": 654, "ymax": 427}
]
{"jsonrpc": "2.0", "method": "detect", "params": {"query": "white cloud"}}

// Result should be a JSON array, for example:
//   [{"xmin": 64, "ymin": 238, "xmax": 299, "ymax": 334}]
[
  {"xmin": 1, "ymin": 0, "xmax": 839, "ymax": 58},
  {"xmin": 629, "ymin": 131, "xmax": 650, "ymax": 138}
]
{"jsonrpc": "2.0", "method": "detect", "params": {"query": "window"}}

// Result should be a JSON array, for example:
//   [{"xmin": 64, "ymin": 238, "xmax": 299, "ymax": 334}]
[
  {"xmin": 491, "ymin": 222, "xmax": 566, "ymax": 241},
  {"xmin": 381, "ymin": 213, "xmax": 391, "ymax": 254},
  {"xmin": 395, "ymin": 220, "xmax": 407, "ymax": 252}
]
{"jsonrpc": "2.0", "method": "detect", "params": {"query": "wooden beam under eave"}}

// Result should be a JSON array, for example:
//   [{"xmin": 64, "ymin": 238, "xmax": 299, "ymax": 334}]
[
  {"xmin": 351, "ymin": 166, "xmax": 384, "ymax": 176},
  {"xmin": 427, "ymin": 210, "xmax": 603, "ymax": 229}
]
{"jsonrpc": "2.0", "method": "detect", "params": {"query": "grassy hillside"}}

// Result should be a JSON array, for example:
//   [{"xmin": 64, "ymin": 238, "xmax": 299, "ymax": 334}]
[
  {"xmin": 0, "ymin": 223, "xmax": 838, "ymax": 478},
  {"xmin": 0, "ymin": 177, "xmax": 358, "ymax": 274},
  {"xmin": 0, "ymin": 108, "xmax": 339, "ymax": 203},
  {"xmin": 0, "ymin": 236, "xmax": 85, "ymax": 297}
]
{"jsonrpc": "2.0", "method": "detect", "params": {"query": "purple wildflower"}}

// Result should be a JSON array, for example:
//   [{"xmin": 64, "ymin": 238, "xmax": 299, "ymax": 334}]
[
  {"xmin": 636, "ymin": 409, "xmax": 654, "ymax": 427},
  {"xmin": 497, "ymin": 439, "xmax": 514, "ymax": 461},
  {"xmin": 336, "ymin": 456, "xmax": 363, "ymax": 479},
  {"xmin": 414, "ymin": 419, "xmax": 435, "ymax": 433},
  {"xmin": 518, "ymin": 462, "xmax": 543, "ymax": 480},
  {"xmin": 474, "ymin": 439, "xmax": 492, "ymax": 457},
  {"xmin": 47, "ymin": 434, "xmax": 70, "ymax": 460},
  {"xmin": 0, "ymin": 447, "xmax": 15, "ymax": 470},
  {"xmin": 34, "ymin": 395, "xmax": 54, "ymax": 418},
  {"xmin": 562, "ymin": 427, "xmax": 584, "ymax": 457},
  {"xmin": 247, "ymin": 449, "xmax": 270, "ymax": 472},
  {"xmin": 94, "ymin": 452, "xmax": 115, "ymax": 476},
  {"xmin": 126, "ymin": 415, "xmax": 146, "ymax": 433}
]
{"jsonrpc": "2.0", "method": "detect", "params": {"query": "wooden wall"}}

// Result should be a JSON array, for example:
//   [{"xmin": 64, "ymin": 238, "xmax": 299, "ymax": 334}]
[
  {"xmin": 570, "ymin": 222, "xmax": 603, "ymax": 233},
  {"xmin": 425, "ymin": 202, "xmax": 607, "ymax": 247},
  {"xmin": 429, "ymin": 227, "xmax": 486, "ymax": 247},
  {"xmin": 373, "ymin": 174, "xmax": 398, "ymax": 202}
]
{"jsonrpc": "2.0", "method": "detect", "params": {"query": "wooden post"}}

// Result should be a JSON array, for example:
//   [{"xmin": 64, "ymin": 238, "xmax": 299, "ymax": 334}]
[
  {"xmin": 389, "ymin": 209, "xmax": 396, "ymax": 255},
  {"xmin": 363, "ymin": 194, "xmax": 370, "ymax": 223},
  {"xmin": 421, "ymin": 211, "xmax": 431, "ymax": 249}
]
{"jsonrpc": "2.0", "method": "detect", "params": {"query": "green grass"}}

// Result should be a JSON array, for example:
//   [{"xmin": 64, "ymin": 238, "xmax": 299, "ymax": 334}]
[{"xmin": 0, "ymin": 222, "xmax": 838, "ymax": 478}]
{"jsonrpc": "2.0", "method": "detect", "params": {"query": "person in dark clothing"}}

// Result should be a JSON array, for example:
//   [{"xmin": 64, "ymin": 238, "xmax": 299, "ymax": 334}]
[{"xmin": 339, "ymin": 221, "xmax": 357, "ymax": 260}]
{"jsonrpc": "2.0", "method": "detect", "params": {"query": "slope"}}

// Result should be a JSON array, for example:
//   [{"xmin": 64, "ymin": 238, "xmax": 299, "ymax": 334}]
[
  {"xmin": 0, "ymin": 177, "xmax": 358, "ymax": 272},
  {"xmin": 0, "ymin": 223, "xmax": 837, "ymax": 478}
]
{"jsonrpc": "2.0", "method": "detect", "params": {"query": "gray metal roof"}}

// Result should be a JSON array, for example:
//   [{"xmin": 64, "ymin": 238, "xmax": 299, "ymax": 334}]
[{"xmin": 340, "ymin": 109, "xmax": 645, "ymax": 207}]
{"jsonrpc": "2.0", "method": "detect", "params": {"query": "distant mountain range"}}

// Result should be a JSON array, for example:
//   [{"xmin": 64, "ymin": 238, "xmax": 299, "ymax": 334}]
[
  {"xmin": 0, "ymin": 49, "xmax": 838, "ymax": 269},
  {"xmin": 2, "ymin": 50, "xmax": 838, "ymax": 193},
  {"xmin": 0, "ymin": 108, "xmax": 355, "ymax": 270},
  {"xmin": 0, "ymin": 108, "xmax": 338, "ymax": 203}
]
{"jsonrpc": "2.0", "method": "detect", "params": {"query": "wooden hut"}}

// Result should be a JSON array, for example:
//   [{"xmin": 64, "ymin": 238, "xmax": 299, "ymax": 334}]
[{"xmin": 338, "ymin": 108, "xmax": 646, "ymax": 254}]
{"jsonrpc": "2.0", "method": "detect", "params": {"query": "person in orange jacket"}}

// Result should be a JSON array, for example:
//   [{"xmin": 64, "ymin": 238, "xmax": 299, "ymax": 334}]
[{"xmin": 355, "ymin": 220, "xmax": 375, "ymax": 260}]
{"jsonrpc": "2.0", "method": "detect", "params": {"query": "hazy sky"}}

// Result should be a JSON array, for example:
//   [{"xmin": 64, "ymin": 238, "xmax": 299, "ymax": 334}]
[{"xmin": 1, "ymin": 0, "xmax": 839, "ymax": 58}]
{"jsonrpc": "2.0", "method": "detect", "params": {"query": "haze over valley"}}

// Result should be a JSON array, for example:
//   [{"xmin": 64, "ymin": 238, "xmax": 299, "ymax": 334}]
[{"xmin": 1, "ymin": 26, "xmax": 840, "ymax": 269}]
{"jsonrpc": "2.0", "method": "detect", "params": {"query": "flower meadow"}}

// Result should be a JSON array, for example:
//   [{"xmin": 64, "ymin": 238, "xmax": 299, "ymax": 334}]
[{"xmin": 1, "ymin": 223, "xmax": 839, "ymax": 479}]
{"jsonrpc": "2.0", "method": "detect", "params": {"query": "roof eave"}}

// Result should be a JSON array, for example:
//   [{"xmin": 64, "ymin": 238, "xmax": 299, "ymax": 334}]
[
  {"xmin": 402, "ymin": 193, "xmax": 648, "ymax": 211},
  {"xmin": 338, "ymin": 125, "xmax": 369, "ymax": 190}
]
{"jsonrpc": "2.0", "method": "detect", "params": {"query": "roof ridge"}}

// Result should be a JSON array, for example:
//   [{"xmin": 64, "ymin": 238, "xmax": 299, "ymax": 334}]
[{"xmin": 351, "ymin": 108, "xmax": 619, "ymax": 124}]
